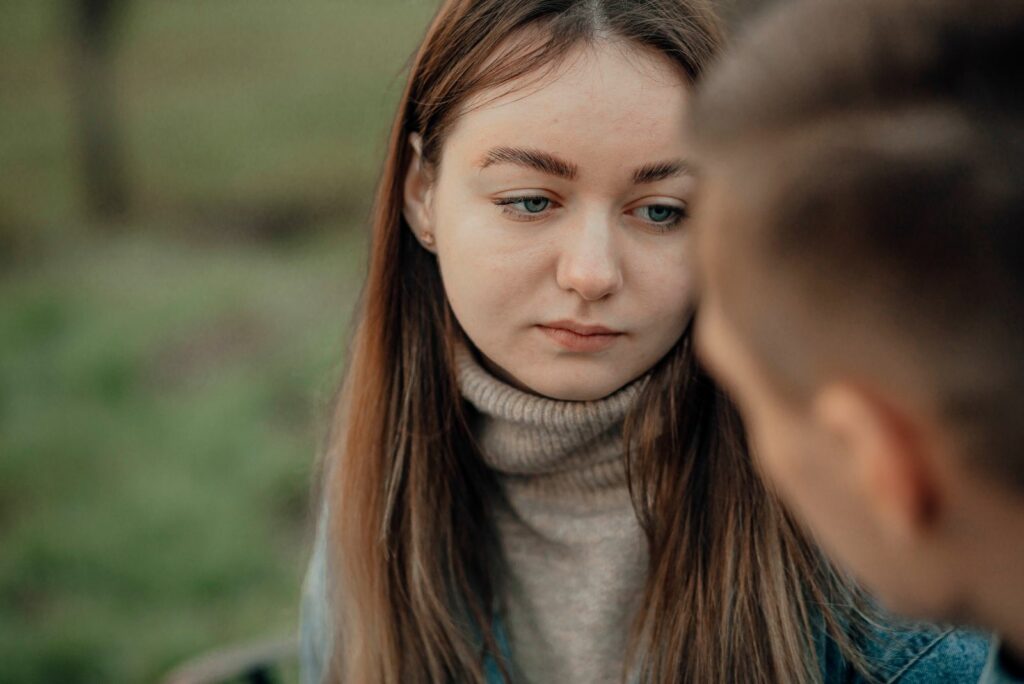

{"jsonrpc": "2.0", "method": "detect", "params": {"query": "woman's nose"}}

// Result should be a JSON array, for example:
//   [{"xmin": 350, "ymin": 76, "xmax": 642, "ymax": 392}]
[{"xmin": 555, "ymin": 213, "xmax": 624, "ymax": 301}]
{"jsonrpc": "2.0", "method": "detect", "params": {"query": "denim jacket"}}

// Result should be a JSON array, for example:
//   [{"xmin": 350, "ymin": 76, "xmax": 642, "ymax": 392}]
[
  {"xmin": 300, "ymin": 521, "xmax": 990, "ymax": 683},
  {"xmin": 815, "ymin": 617, "xmax": 989, "ymax": 683}
]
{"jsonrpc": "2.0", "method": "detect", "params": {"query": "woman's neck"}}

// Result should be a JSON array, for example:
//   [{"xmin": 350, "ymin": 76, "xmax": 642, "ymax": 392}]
[{"xmin": 455, "ymin": 344, "xmax": 648, "ymax": 495}]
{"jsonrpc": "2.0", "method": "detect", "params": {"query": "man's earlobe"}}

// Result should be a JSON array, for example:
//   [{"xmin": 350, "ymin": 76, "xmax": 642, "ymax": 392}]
[
  {"xmin": 815, "ymin": 383, "xmax": 940, "ymax": 542},
  {"xmin": 402, "ymin": 132, "xmax": 437, "ymax": 253}
]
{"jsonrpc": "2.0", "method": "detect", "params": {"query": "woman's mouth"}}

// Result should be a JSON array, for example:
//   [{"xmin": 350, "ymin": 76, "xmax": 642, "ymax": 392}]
[{"xmin": 536, "ymin": 320, "xmax": 624, "ymax": 353}]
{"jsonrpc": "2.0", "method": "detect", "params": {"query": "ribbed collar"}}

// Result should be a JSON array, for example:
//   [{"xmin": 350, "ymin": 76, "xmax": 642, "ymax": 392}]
[{"xmin": 455, "ymin": 345, "xmax": 648, "ymax": 494}]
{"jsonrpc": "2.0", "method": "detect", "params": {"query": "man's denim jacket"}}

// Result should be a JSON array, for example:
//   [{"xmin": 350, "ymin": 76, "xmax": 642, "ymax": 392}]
[{"xmin": 300, "ymin": 523, "xmax": 989, "ymax": 683}]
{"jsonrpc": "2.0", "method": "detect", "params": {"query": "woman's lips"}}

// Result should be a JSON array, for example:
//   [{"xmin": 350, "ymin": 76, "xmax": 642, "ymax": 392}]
[{"xmin": 536, "ymin": 321, "xmax": 624, "ymax": 352}]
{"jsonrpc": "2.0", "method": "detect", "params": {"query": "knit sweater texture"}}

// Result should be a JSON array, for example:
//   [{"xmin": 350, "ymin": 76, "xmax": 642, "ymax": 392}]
[{"xmin": 456, "ymin": 347, "xmax": 649, "ymax": 684}]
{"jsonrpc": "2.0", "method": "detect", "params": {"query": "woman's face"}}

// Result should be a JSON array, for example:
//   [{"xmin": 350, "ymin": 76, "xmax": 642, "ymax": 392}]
[{"xmin": 405, "ymin": 40, "xmax": 695, "ymax": 401}]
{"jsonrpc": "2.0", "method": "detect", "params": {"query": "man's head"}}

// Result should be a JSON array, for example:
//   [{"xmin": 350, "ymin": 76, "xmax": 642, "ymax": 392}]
[{"xmin": 690, "ymin": 0, "xmax": 1024, "ymax": 623}]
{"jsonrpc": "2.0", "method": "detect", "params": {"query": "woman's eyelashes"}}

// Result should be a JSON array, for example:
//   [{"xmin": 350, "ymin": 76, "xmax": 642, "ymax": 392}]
[
  {"xmin": 629, "ymin": 203, "xmax": 688, "ymax": 231},
  {"xmin": 492, "ymin": 195, "xmax": 688, "ymax": 230},
  {"xmin": 493, "ymin": 195, "xmax": 556, "ymax": 221}
]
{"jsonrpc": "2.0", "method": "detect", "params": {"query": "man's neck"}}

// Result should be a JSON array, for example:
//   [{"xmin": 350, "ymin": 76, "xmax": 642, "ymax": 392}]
[
  {"xmin": 1002, "ymin": 638, "xmax": 1024, "ymax": 679},
  {"xmin": 955, "ymin": 476, "xmax": 1024, "ymax": 669}
]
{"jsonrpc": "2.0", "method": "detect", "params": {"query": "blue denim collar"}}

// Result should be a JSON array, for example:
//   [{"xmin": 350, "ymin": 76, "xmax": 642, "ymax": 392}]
[{"xmin": 817, "ymin": 616, "xmax": 989, "ymax": 684}]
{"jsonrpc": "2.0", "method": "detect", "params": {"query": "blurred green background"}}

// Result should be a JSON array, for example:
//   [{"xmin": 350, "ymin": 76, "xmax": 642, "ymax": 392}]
[
  {"xmin": 0, "ymin": 1, "xmax": 764, "ymax": 682},
  {"xmin": 0, "ymin": 1, "xmax": 435, "ymax": 681}
]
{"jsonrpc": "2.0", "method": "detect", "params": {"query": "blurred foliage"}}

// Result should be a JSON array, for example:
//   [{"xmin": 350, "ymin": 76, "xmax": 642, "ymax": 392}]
[
  {"xmin": 0, "ymin": 0, "xmax": 436, "ymax": 246},
  {"xmin": 0, "ymin": 0, "xmax": 434, "ymax": 682}
]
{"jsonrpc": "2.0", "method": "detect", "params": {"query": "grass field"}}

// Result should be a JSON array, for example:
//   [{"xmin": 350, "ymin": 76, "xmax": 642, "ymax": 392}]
[{"xmin": 0, "ymin": 1, "xmax": 434, "ymax": 681}]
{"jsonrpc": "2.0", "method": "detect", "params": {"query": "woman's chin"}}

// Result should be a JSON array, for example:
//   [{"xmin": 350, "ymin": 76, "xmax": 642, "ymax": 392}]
[
  {"xmin": 517, "ymin": 371, "xmax": 639, "ymax": 402},
  {"xmin": 473, "ymin": 341, "xmax": 651, "ymax": 402}
]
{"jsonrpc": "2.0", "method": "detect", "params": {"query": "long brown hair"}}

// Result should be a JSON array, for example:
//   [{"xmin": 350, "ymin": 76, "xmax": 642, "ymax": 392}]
[{"xmin": 326, "ymin": 1, "xmax": 870, "ymax": 682}]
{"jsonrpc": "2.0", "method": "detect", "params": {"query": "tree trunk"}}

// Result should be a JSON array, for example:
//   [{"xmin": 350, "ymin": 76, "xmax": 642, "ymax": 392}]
[{"xmin": 70, "ymin": 0, "xmax": 130, "ymax": 224}]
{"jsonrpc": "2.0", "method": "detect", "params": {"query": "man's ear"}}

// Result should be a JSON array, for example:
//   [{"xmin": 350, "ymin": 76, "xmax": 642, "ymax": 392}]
[
  {"xmin": 402, "ymin": 132, "xmax": 437, "ymax": 253},
  {"xmin": 814, "ymin": 382, "xmax": 941, "ymax": 542}
]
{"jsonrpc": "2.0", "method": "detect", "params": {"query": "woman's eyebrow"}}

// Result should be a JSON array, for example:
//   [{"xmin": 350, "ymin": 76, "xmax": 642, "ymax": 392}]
[
  {"xmin": 478, "ymin": 146, "xmax": 578, "ymax": 180},
  {"xmin": 632, "ymin": 160, "xmax": 690, "ymax": 184},
  {"xmin": 478, "ymin": 148, "xmax": 689, "ymax": 185}
]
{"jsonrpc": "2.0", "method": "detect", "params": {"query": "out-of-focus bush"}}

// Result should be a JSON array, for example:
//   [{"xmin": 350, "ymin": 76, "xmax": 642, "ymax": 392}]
[{"xmin": 0, "ymin": 1, "xmax": 432, "ymax": 682}]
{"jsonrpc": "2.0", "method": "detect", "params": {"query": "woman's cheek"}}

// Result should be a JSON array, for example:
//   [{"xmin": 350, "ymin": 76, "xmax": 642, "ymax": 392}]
[
  {"xmin": 437, "ymin": 247, "xmax": 515, "ymax": 344},
  {"xmin": 450, "ymin": 229, "xmax": 543, "ymax": 306},
  {"xmin": 634, "ymin": 246, "xmax": 693, "ymax": 318}
]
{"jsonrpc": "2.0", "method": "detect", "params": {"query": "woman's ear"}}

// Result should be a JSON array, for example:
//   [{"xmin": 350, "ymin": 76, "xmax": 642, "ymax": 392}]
[
  {"xmin": 814, "ymin": 383, "xmax": 941, "ymax": 543},
  {"xmin": 402, "ymin": 133, "xmax": 437, "ymax": 253}
]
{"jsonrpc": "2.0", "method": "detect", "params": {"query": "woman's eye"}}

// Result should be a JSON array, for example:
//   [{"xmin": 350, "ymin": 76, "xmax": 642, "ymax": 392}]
[
  {"xmin": 646, "ymin": 205, "xmax": 676, "ymax": 222},
  {"xmin": 498, "ymin": 196, "xmax": 550, "ymax": 213},
  {"xmin": 494, "ymin": 196, "xmax": 554, "ymax": 219},
  {"xmin": 631, "ymin": 203, "xmax": 686, "ymax": 228},
  {"xmin": 520, "ymin": 197, "xmax": 550, "ymax": 213}
]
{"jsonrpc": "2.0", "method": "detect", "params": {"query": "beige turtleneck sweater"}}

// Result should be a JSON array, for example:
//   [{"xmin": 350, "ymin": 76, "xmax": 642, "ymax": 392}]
[
  {"xmin": 456, "ymin": 348, "xmax": 649, "ymax": 684},
  {"xmin": 298, "ymin": 351, "xmax": 649, "ymax": 684}
]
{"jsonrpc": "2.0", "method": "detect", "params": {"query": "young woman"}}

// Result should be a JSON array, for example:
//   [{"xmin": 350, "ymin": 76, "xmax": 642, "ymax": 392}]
[{"xmin": 300, "ymin": 1, "xmax": 988, "ymax": 682}]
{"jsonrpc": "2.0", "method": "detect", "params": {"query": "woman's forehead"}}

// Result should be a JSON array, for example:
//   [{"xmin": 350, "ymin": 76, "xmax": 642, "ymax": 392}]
[
  {"xmin": 445, "ymin": 40, "xmax": 692, "ymax": 170},
  {"xmin": 462, "ymin": 38, "xmax": 687, "ymax": 115}
]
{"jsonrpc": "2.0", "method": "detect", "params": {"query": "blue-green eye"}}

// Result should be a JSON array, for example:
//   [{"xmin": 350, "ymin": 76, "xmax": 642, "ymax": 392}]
[
  {"xmin": 495, "ymin": 195, "xmax": 553, "ymax": 218},
  {"xmin": 629, "ymin": 203, "xmax": 686, "ymax": 231},
  {"xmin": 515, "ymin": 197, "xmax": 550, "ymax": 213},
  {"xmin": 643, "ymin": 204, "xmax": 681, "ymax": 223}
]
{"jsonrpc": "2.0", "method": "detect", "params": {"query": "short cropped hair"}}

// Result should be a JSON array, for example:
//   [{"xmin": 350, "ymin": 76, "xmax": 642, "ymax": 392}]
[{"xmin": 691, "ymin": 0, "xmax": 1024, "ymax": 487}]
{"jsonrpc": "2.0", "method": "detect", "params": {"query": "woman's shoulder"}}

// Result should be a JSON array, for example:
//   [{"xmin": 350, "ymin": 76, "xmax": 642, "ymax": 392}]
[
  {"xmin": 823, "ymin": 619, "xmax": 991, "ymax": 684},
  {"xmin": 299, "ymin": 504, "xmax": 333, "ymax": 684}
]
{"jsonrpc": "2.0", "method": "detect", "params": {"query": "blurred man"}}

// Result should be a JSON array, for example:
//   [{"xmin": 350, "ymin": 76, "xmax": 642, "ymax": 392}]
[{"xmin": 689, "ymin": 1, "xmax": 1024, "ymax": 681}]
